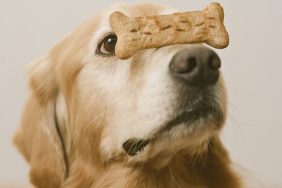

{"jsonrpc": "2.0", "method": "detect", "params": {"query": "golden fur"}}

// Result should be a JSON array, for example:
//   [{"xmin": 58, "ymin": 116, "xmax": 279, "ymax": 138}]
[{"xmin": 14, "ymin": 3, "xmax": 241, "ymax": 188}]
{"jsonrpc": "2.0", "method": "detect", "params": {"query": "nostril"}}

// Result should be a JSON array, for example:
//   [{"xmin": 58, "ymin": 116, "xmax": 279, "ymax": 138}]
[
  {"xmin": 186, "ymin": 57, "xmax": 197, "ymax": 73},
  {"xmin": 172, "ymin": 56, "xmax": 197, "ymax": 74},
  {"xmin": 209, "ymin": 55, "xmax": 221, "ymax": 71}
]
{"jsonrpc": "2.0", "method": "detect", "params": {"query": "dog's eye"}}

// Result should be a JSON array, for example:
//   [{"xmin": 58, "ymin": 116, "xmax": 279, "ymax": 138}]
[{"xmin": 97, "ymin": 34, "xmax": 117, "ymax": 56}]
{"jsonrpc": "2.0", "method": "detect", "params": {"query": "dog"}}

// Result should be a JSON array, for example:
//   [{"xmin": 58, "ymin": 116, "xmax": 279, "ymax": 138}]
[{"xmin": 14, "ymin": 3, "xmax": 241, "ymax": 188}]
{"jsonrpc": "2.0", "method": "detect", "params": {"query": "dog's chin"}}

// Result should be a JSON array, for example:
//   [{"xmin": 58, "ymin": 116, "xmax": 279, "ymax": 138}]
[{"xmin": 123, "ymin": 101, "xmax": 224, "ymax": 168}]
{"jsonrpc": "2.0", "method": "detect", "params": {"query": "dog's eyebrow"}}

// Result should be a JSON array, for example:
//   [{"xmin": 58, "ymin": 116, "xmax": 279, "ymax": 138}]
[{"xmin": 122, "ymin": 138, "xmax": 150, "ymax": 156}]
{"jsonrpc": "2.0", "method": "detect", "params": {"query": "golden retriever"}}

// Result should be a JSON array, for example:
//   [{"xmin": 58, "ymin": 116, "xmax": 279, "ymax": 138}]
[{"xmin": 14, "ymin": 3, "xmax": 241, "ymax": 188}]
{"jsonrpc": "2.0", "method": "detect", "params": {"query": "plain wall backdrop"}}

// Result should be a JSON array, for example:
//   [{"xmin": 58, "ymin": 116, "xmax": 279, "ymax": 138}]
[{"xmin": 0, "ymin": 0, "xmax": 281, "ymax": 187}]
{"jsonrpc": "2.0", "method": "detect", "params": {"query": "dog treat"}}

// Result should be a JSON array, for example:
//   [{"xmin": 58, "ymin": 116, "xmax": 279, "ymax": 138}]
[{"xmin": 110, "ymin": 3, "xmax": 229, "ymax": 59}]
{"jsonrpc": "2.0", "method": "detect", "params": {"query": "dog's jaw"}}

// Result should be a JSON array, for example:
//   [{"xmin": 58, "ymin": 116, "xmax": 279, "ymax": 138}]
[{"xmin": 122, "ymin": 116, "xmax": 220, "ymax": 168}]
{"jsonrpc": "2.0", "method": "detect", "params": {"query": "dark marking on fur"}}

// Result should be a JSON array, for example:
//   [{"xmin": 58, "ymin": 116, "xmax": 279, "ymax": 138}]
[{"xmin": 123, "ymin": 138, "xmax": 150, "ymax": 156}]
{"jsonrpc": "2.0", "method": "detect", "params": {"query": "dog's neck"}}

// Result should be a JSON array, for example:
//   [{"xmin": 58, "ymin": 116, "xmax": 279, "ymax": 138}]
[{"xmin": 63, "ymin": 142, "xmax": 241, "ymax": 188}]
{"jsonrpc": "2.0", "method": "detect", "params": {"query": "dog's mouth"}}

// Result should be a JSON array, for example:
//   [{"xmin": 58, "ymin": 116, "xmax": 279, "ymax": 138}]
[
  {"xmin": 159, "ymin": 100, "xmax": 223, "ymax": 133},
  {"xmin": 123, "ymin": 95, "xmax": 224, "ymax": 156}
]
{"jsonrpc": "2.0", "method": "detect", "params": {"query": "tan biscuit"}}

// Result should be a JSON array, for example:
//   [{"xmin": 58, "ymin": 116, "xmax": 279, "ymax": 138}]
[{"xmin": 110, "ymin": 3, "xmax": 229, "ymax": 59}]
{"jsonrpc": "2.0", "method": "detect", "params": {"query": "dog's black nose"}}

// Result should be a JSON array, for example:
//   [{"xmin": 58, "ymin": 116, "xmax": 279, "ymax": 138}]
[{"xmin": 169, "ymin": 46, "xmax": 221, "ymax": 86}]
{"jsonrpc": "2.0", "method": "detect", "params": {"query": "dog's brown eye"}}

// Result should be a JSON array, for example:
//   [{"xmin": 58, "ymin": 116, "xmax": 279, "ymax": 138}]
[
  {"xmin": 103, "ymin": 35, "xmax": 117, "ymax": 53},
  {"xmin": 97, "ymin": 34, "xmax": 117, "ymax": 56}
]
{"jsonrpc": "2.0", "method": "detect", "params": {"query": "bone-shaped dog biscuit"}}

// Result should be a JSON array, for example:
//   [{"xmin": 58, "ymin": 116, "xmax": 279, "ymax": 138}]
[{"xmin": 110, "ymin": 3, "xmax": 229, "ymax": 59}]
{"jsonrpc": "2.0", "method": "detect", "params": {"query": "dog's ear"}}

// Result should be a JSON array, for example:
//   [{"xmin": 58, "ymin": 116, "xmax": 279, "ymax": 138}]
[
  {"xmin": 28, "ymin": 56, "xmax": 58, "ymax": 105},
  {"xmin": 14, "ymin": 56, "xmax": 67, "ymax": 188}
]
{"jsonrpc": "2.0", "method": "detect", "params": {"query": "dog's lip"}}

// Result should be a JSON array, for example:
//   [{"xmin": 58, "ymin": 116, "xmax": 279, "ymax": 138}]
[
  {"xmin": 159, "ymin": 102, "xmax": 216, "ymax": 133},
  {"xmin": 122, "ymin": 138, "xmax": 150, "ymax": 156}
]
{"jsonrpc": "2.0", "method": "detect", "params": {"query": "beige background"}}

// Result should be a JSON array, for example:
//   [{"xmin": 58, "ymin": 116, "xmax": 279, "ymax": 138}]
[{"xmin": 0, "ymin": 0, "xmax": 281, "ymax": 187}]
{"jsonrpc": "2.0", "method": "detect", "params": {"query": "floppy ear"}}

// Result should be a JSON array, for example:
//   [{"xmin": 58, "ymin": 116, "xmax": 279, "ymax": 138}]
[
  {"xmin": 28, "ymin": 56, "xmax": 58, "ymax": 105},
  {"xmin": 14, "ymin": 56, "xmax": 67, "ymax": 188}
]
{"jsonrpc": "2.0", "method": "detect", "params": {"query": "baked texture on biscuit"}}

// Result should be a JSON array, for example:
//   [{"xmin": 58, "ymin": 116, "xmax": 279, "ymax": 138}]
[{"xmin": 110, "ymin": 3, "xmax": 229, "ymax": 59}]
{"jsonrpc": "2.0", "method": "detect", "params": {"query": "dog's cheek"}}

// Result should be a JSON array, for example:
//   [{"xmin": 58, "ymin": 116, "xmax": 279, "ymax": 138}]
[{"xmin": 100, "ymin": 132, "xmax": 119, "ymax": 160}]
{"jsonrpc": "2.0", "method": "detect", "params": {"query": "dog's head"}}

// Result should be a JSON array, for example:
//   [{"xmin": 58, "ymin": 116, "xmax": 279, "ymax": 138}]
[
  {"xmin": 84, "ymin": 3, "xmax": 227, "ymax": 164},
  {"xmin": 14, "ymin": 3, "xmax": 228, "ymax": 187}
]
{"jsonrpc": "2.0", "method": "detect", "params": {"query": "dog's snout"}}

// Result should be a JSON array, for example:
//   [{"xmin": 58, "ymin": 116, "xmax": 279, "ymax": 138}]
[{"xmin": 169, "ymin": 47, "xmax": 221, "ymax": 86}]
